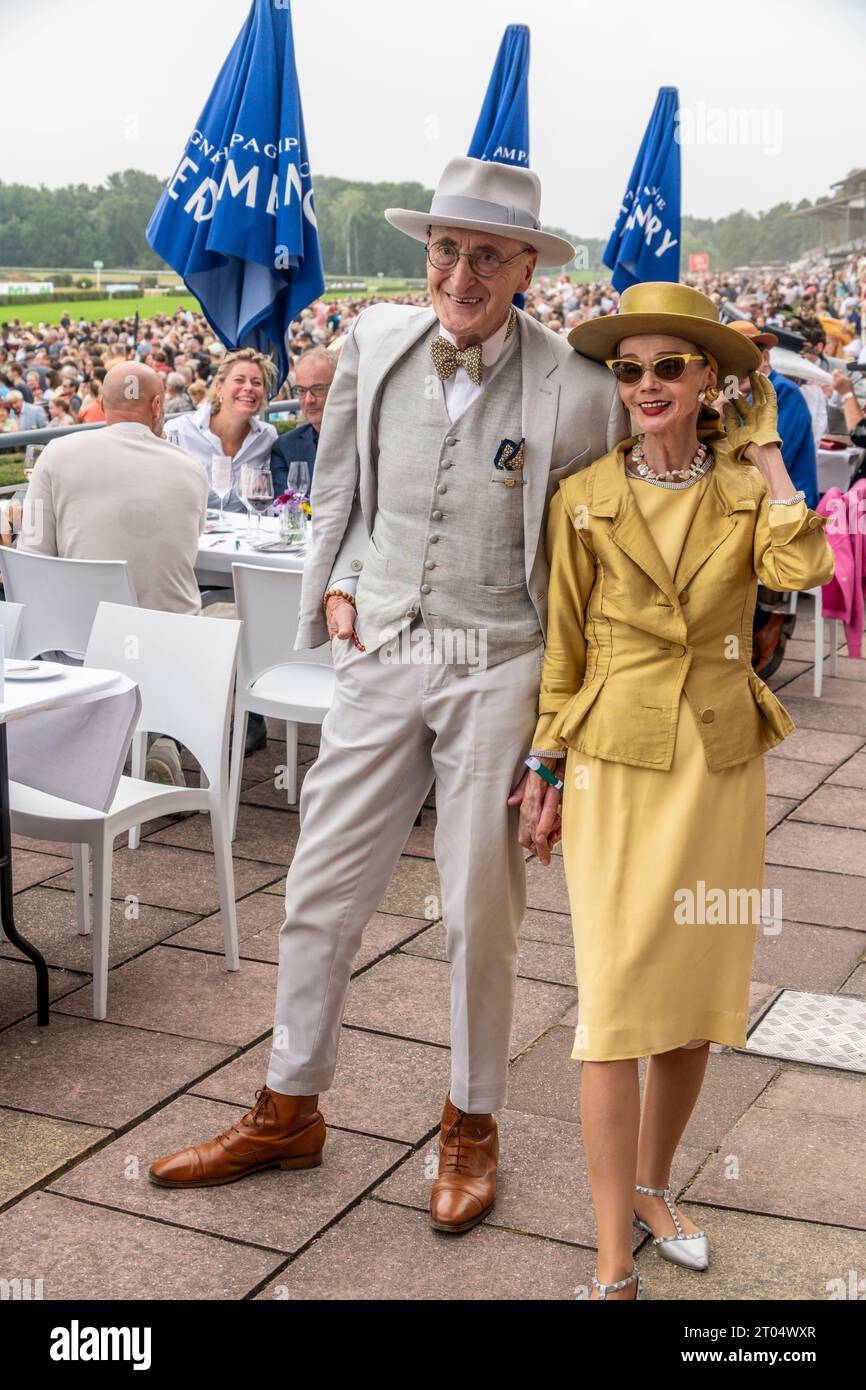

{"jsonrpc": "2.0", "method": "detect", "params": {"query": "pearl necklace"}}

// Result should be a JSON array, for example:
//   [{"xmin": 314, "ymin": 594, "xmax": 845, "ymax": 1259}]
[{"xmin": 625, "ymin": 440, "xmax": 713, "ymax": 489}]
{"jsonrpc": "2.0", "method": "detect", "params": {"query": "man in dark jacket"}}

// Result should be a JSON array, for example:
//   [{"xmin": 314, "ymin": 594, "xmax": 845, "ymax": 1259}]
[{"xmin": 270, "ymin": 348, "xmax": 335, "ymax": 497}]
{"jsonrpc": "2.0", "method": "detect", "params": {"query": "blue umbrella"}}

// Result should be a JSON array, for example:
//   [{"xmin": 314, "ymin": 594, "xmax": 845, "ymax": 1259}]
[
  {"xmin": 146, "ymin": 0, "xmax": 323, "ymax": 384},
  {"xmin": 468, "ymin": 24, "xmax": 530, "ymax": 168},
  {"xmin": 603, "ymin": 86, "xmax": 681, "ymax": 293},
  {"xmin": 469, "ymin": 24, "xmax": 531, "ymax": 306}
]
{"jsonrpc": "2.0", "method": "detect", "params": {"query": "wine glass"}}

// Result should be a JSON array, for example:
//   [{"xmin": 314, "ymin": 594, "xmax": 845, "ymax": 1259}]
[
  {"xmin": 287, "ymin": 458, "xmax": 311, "ymax": 496},
  {"xmin": 240, "ymin": 464, "xmax": 274, "ymax": 537},
  {"xmin": 211, "ymin": 454, "xmax": 232, "ymax": 523}
]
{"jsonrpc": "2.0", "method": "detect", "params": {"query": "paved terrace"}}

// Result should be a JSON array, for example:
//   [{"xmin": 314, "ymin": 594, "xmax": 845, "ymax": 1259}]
[{"xmin": 0, "ymin": 602, "xmax": 864, "ymax": 1301}]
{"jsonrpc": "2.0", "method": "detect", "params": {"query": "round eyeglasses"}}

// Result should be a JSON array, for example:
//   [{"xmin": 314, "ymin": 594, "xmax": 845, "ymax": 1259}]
[{"xmin": 425, "ymin": 240, "xmax": 533, "ymax": 280}]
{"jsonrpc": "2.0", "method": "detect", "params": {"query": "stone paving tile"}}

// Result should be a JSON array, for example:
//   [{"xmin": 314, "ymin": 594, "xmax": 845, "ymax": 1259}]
[
  {"xmin": 401, "ymin": 922, "xmax": 575, "ymax": 987},
  {"xmin": 255, "ymin": 1198, "xmax": 595, "ymax": 1300},
  {"xmin": 525, "ymin": 856, "xmax": 570, "ymax": 913},
  {"xmin": 0, "ymin": 1108, "xmax": 109, "ymax": 1207},
  {"xmin": 239, "ymin": 765, "xmax": 314, "ymax": 812},
  {"xmin": 764, "ymin": 864, "xmax": 866, "ymax": 929},
  {"xmin": 11, "ymin": 833, "xmax": 75, "ymax": 858},
  {"xmin": 828, "ymin": 752, "xmax": 866, "ymax": 789},
  {"xmin": 634, "ymin": 1205, "xmax": 866, "ymax": 1301},
  {"xmin": 259, "ymin": 856, "xmax": 444, "ymax": 922},
  {"xmin": 766, "ymin": 796, "xmax": 797, "ymax": 830},
  {"xmin": 752, "ymin": 919, "xmax": 866, "ymax": 993},
  {"xmin": 401, "ymin": 807, "xmax": 436, "ymax": 859},
  {"xmin": 10, "ymin": 849, "xmax": 73, "ymax": 892},
  {"xmin": 520, "ymin": 908, "xmax": 573, "ymax": 947},
  {"xmin": 0, "ymin": 1012, "xmax": 234, "ymax": 1127},
  {"xmin": 191, "ymin": 1028, "xmax": 451, "ymax": 1145},
  {"xmin": 0, "ymin": 886, "xmax": 197, "ymax": 973},
  {"xmin": 767, "ymin": 660, "xmax": 810, "ymax": 692},
  {"xmin": 375, "ymin": 1108, "xmax": 705, "ymax": 1247},
  {"xmin": 765, "ymin": 729, "xmax": 862, "ymax": 766},
  {"xmin": 0, "ymin": 1191, "xmax": 281, "ymax": 1299},
  {"xmin": 168, "ymin": 900, "xmax": 427, "ymax": 973},
  {"xmin": 0, "ymin": 958, "xmax": 85, "ymax": 1029},
  {"xmin": 54, "ymin": 945, "xmax": 277, "ymax": 1046},
  {"xmin": 689, "ymin": 1067, "xmax": 866, "ymax": 1230},
  {"xmin": 47, "ymin": 841, "xmax": 285, "ymax": 914},
  {"xmin": 782, "ymin": 672, "xmax": 866, "ymax": 708},
  {"xmin": 343, "ymin": 952, "xmax": 575, "ymax": 1054},
  {"xmin": 146, "ymin": 803, "xmax": 300, "ymax": 865},
  {"xmin": 791, "ymin": 785, "xmax": 866, "ymax": 832},
  {"xmin": 51, "ymin": 1094, "xmax": 407, "ymax": 1255},
  {"xmin": 507, "ymin": 1025, "xmax": 780, "ymax": 1148},
  {"xmin": 776, "ymin": 696, "xmax": 866, "ymax": 737},
  {"xmin": 840, "ymin": 965, "xmax": 866, "ymax": 996},
  {"xmin": 785, "ymin": 637, "xmax": 840, "ymax": 664},
  {"xmin": 766, "ymin": 820, "xmax": 866, "ymax": 877},
  {"xmin": 765, "ymin": 756, "xmax": 832, "ymax": 799},
  {"xmin": 163, "ymin": 889, "xmax": 288, "ymax": 957}
]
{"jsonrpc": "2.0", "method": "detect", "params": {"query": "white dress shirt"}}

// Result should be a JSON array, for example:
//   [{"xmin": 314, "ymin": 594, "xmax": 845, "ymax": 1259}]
[
  {"xmin": 164, "ymin": 401, "xmax": 277, "ymax": 512},
  {"xmin": 332, "ymin": 311, "xmax": 518, "ymax": 596}
]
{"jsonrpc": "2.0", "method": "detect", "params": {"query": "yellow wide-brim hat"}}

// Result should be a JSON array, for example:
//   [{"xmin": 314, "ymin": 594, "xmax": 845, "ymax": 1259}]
[{"xmin": 568, "ymin": 282, "xmax": 762, "ymax": 382}]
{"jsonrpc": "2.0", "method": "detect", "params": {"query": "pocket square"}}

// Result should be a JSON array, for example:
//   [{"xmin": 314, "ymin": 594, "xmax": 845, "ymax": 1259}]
[{"xmin": 493, "ymin": 437, "xmax": 526, "ymax": 471}]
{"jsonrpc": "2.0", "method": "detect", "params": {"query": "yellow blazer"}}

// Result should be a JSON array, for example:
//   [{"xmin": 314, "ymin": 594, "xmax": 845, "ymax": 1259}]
[{"xmin": 532, "ymin": 431, "xmax": 836, "ymax": 771}]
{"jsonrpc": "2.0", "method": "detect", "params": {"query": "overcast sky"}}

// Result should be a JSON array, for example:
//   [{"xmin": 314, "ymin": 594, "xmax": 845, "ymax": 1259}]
[{"xmin": 3, "ymin": 0, "xmax": 864, "ymax": 238}]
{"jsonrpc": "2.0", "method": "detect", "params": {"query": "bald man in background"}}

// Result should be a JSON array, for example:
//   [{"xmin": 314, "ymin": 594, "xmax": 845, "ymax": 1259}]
[{"xmin": 18, "ymin": 362, "xmax": 208, "ymax": 614}]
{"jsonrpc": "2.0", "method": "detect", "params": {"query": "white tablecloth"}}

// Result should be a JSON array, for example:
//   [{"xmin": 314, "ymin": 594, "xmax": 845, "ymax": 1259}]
[
  {"xmin": 2, "ymin": 665, "xmax": 140, "ymax": 812},
  {"xmin": 195, "ymin": 515, "xmax": 308, "ymax": 587}
]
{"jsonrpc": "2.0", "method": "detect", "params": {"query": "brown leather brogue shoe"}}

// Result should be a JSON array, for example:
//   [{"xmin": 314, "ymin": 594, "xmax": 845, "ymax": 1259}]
[
  {"xmin": 148, "ymin": 1086, "xmax": 325, "ymax": 1188},
  {"xmin": 429, "ymin": 1094, "xmax": 498, "ymax": 1233}
]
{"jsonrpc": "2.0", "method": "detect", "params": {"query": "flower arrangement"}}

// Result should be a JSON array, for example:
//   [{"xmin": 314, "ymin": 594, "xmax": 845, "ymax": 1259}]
[
  {"xmin": 274, "ymin": 488, "xmax": 311, "ymax": 540},
  {"xmin": 274, "ymin": 488, "xmax": 311, "ymax": 517}
]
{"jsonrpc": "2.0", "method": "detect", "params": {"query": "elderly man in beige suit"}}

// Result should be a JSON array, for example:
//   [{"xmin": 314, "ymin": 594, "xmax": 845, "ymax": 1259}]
[{"xmin": 151, "ymin": 157, "xmax": 626, "ymax": 1233}]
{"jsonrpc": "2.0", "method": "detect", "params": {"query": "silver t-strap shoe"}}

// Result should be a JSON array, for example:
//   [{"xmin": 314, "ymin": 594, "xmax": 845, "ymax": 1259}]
[
  {"xmin": 634, "ymin": 1183, "xmax": 709, "ymax": 1270},
  {"xmin": 591, "ymin": 1265, "xmax": 647, "ymax": 1300}
]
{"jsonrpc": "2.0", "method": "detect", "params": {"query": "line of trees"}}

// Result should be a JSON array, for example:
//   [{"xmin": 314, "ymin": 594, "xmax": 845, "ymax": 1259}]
[{"xmin": 0, "ymin": 168, "xmax": 838, "ymax": 276}]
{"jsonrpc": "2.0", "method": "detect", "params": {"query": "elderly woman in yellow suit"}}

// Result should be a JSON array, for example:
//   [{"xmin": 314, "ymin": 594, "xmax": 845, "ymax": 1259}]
[{"xmin": 515, "ymin": 283, "xmax": 835, "ymax": 1301}]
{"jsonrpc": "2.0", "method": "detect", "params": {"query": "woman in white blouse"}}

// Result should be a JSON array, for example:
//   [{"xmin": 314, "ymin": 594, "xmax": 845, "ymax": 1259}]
[{"xmin": 165, "ymin": 347, "xmax": 277, "ymax": 512}]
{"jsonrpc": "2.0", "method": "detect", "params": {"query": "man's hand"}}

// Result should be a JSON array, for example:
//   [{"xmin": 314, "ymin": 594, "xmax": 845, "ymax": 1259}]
[
  {"xmin": 508, "ymin": 761, "xmax": 562, "ymax": 866},
  {"xmin": 325, "ymin": 594, "xmax": 365, "ymax": 650}
]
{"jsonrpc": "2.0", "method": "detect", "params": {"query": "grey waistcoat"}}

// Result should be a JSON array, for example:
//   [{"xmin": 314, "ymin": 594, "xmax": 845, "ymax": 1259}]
[{"xmin": 354, "ymin": 325, "xmax": 542, "ymax": 669}]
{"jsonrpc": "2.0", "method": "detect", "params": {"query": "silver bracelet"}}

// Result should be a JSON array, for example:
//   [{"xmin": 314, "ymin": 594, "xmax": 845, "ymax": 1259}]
[
  {"xmin": 768, "ymin": 490, "xmax": 806, "ymax": 506},
  {"xmin": 529, "ymin": 748, "xmax": 566, "ymax": 758}
]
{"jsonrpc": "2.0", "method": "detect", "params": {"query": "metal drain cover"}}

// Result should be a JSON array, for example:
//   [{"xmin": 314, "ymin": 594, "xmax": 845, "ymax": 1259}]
[{"xmin": 745, "ymin": 990, "xmax": 866, "ymax": 1073}]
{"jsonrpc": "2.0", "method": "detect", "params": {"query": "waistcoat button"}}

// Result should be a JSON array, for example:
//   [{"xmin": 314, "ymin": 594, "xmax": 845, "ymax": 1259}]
[
  {"xmin": 701, "ymin": 708, "xmax": 715, "ymax": 723},
  {"xmin": 447, "ymin": 437, "xmax": 458, "ymax": 447},
  {"xmin": 429, "ymin": 535, "xmax": 440, "ymax": 543},
  {"xmin": 437, "ymin": 483, "xmax": 447, "ymax": 494},
  {"xmin": 425, "ymin": 559, "xmax": 435, "ymax": 569},
  {"xmin": 431, "ymin": 509, "xmax": 443, "ymax": 520},
  {"xmin": 420, "ymin": 583, "xmax": 432, "ymax": 594}
]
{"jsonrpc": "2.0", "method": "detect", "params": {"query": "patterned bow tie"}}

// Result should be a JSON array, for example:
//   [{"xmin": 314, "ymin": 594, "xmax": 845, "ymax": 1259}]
[{"xmin": 429, "ymin": 336, "xmax": 484, "ymax": 387}]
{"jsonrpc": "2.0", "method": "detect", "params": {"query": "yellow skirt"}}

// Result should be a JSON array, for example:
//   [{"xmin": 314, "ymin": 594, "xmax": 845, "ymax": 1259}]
[{"xmin": 560, "ymin": 694, "xmax": 763, "ymax": 1061}]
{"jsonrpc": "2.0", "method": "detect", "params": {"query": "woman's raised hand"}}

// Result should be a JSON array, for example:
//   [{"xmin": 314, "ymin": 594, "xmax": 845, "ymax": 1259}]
[{"xmin": 722, "ymin": 371, "xmax": 782, "ymax": 464}]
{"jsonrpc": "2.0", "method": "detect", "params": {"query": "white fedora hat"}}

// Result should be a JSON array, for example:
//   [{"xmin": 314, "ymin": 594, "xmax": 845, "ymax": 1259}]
[{"xmin": 384, "ymin": 156, "xmax": 575, "ymax": 269}]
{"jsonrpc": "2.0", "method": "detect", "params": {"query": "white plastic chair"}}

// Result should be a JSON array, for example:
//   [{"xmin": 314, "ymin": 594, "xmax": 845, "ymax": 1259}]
[
  {"xmin": 8, "ymin": 602, "xmax": 242, "ymax": 1019},
  {"xmin": 786, "ymin": 588, "xmax": 837, "ymax": 698},
  {"xmin": 229, "ymin": 564, "xmax": 334, "ymax": 838},
  {"xmin": 0, "ymin": 599, "xmax": 24, "ymax": 659},
  {"xmin": 0, "ymin": 549, "xmax": 137, "ymax": 660}
]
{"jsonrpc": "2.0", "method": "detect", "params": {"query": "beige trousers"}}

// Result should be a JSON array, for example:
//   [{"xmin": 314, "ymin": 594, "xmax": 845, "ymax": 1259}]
[{"xmin": 266, "ymin": 624, "xmax": 544, "ymax": 1112}]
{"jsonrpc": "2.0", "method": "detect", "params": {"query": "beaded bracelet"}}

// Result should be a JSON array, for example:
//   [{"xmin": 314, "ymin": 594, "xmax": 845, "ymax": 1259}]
[{"xmin": 323, "ymin": 588, "xmax": 357, "ymax": 612}]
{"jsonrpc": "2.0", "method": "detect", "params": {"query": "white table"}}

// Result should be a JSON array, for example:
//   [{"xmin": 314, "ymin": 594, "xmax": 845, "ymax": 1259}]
[
  {"xmin": 195, "ymin": 515, "xmax": 308, "ymax": 595},
  {"xmin": 1, "ymin": 664, "xmax": 140, "ymax": 1024}
]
